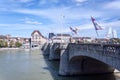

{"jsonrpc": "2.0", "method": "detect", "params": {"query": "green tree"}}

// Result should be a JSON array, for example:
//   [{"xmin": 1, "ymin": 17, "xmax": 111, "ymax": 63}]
[
  {"xmin": 4, "ymin": 41, "xmax": 8, "ymax": 47},
  {"xmin": 0, "ymin": 40, "xmax": 8, "ymax": 48},
  {"xmin": 15, "ymin": 42, "xmax": 22, "ymax": 47},
  {"xmin": 9, "ymin": 40, "xmax": 14, "ymax": 48},
  {"xmin": 0, "ymin": 40, "xmax": 3, "ymax": 48}
]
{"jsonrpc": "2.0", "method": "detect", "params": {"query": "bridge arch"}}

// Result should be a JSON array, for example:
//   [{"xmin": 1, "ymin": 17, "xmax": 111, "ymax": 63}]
[{"xmin": 68, "ymin": 55, "xmax": 114, "ymax": 75}]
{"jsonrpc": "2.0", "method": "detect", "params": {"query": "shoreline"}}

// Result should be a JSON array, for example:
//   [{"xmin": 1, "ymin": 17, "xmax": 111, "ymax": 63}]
[
  {"xmin": 0, "ymin": 47, "xmax": 40, "ymax": 51},
  {"xmin": 0, "ymin": 48, "xmax": 22, "ymax": 51}
]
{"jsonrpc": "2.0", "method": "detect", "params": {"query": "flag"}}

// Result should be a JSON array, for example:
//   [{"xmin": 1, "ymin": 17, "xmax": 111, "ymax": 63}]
[
  {"xmin": 91, "ymin": 17, "xmax": 103, "ymax": 30},
  {"xmin": 70, "ymin": 27, "xmax": 77, "ymax": 34}
]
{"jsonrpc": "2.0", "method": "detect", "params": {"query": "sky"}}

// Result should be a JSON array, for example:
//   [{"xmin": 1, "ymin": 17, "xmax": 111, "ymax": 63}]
[{"xmin": 0, "ymin": 0, "xmax": 120, "ymax": 38}]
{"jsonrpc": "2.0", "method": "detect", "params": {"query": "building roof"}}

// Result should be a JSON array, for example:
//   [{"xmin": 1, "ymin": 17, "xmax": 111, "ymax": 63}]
[
  {"xmin": 31, "ymin": 30, "xmax": 47, "ymax": 39},
  {"xmin": 72, "ymin": 37, "xmax": 82, "ymax": 39},
  {"xmin": 96, "ymin": 38, "xmax": 108, "ymax": 41},
  {"xmin": 72, "ymin": 37, "xmax": 92, "ymax": 40},
  {"xmin": 49, "ymin": 33, "xmax": 55, "ymax": 39},
  {"xmin": 56, "ymin": 34, "xmax": 71, "ymax": 37},
  {"xmin": 0, "ymin": 35, "xmax": 7, "ymax": 39},
  {"xmin": 31, "ymin": 30, "xmax": 42, "ymax": 36},
  {"xmin": 53, "ymin": 37, "xmax": 61, "ymax": 40}
]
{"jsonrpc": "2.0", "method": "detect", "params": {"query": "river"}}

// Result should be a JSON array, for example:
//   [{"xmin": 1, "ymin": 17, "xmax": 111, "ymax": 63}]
[{"xmin": 0, "ymin": 49, "xmax": 120, "ymax": 80}]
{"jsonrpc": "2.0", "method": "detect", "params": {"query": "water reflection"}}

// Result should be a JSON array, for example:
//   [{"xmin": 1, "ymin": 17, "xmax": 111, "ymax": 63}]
[{"xmin": 0, "ymin": 49, "xmax": 119, "ymax": 80}]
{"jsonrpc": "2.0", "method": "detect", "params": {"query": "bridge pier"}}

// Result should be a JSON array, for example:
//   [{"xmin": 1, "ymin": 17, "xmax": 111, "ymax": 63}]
[
  {"xmin": 41, "ymin": 43, "xmax": 50, "ymax": 55},
  {"xmin": 49, "ymin": 43, "xmax": 61, "ymax": 60},
  {"xmin": 59, "ymin": 47, "xmax": 70, "ymax": 76}
]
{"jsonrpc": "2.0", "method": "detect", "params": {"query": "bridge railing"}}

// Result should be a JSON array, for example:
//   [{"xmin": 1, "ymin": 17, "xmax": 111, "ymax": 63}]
[
  {"xmin": 85, "ymin": 43, "xmax": 103, "ymax": 54},
  {"xmin": 103, "ymin": 44, "xmax": 120, "ymax": 58},
  {"xmin": 69, "ymin": 43, "xmax": 103, "ymax": 53}
]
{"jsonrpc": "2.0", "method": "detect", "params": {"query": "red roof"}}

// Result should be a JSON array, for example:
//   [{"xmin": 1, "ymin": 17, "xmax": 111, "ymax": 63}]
[{"xmin": 31, "ymin": 30, "xmax": 42, "ymax": 36}]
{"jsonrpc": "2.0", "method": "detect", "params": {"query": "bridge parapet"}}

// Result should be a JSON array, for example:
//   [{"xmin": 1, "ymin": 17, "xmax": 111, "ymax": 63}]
[
  {"xmin": 69, "ymin": 43, "xmax": 102, "ymax": 60},
  {"xmin": 103, "ymin": 44, "xmax": 120, "ymax": 58}
]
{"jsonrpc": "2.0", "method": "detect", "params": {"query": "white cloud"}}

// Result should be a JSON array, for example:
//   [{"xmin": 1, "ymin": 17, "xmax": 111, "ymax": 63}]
[
  {"xmin": 73, "ymin": 0, "xmax": 87, "ymax": 6},
  {"xmin": 39, "ymin": 0, "xmax": 59, "ymax": 5},
  {"xmin": 25, "ymin": 20, "xmax": 42, "ymax": 25},
  {"xmin": 0, "ymin": 19, "xmax": 120, "ymax": 38},
  {"xmin": 12, "ymin": 7, "xmax": 102, "ymax": 24},
  {"xmin": 0, "ymin": 23, "xmax": 49, "ymax": 37},
  {"xmin": 51, "ymin": 0, "xmax": 59, "ymax": 3},
  {"xmin": 9, "ymin": 7, "xmax": 105, "ymax": 37},
  {"xmin": 102, "ymin": 21, "xmax": 120, "ymax": 28},
  {"xmin": 39, "ymin": 0, "xmax": 47, "ymax": 5},
  {"xmin": 74, "ymin": 0, "xmax": 87, "ymax": 3},
  {"xmin": 12, "ymin": 0, "xmax": 33, "ymax": 3},
  {"xmin": 20, "ymin": 17, "xmax": 42, "ymax": 25},
  {"xmin": 104, "ymin": 0, "xmax": 120, "ymax": 9}
]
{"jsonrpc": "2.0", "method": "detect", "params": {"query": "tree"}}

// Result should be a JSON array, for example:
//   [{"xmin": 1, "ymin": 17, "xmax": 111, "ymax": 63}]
[
  {"xmin": 9, "ymin": 40, "xmax": 14, "ymax": 48},
  {"xmin": 15, "ymin": 42, "xmax": 22, "ymax": 47},
  {"xmin": 3, "ymin": 41, "xmax": 8, "ymax": 47},
  {"xmin": 0, "ymin": 40, "xmax": 8, "ymax": 48},
  {"xmin": 0, "ymin": 40, "xmax": 3, "ymax": 48}
]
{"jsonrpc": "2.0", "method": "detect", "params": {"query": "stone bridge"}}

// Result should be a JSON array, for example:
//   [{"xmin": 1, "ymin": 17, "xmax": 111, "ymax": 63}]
[{"xmin": 42, "ymin": 43, "xmax": 120, "ymax": 76}]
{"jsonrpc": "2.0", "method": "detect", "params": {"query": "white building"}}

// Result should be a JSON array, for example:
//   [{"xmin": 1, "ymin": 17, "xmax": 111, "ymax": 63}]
[{"xmin": 31, "ymin": 30, "xmax": 47, "ymax": 47}]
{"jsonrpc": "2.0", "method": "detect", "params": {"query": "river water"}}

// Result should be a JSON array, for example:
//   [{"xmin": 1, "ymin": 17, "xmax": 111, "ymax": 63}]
[{"xmin": 0, "ymin": 49, "xmax": 120, "ymax": 80}]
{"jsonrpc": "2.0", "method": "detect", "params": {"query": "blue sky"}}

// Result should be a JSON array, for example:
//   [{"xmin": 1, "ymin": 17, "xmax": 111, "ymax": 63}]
[{"xmin": 0, "ymin": 0, "xmax": 120, "ymax": 38}]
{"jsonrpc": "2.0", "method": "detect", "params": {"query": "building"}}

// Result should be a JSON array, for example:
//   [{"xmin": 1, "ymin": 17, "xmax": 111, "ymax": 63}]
[
  {"xmin": 31, "ymin": 30, "xmax": 47, "ymax": 47},
  {"xmin": 52, "ymin": 33, "xmax": 71, "ymax": 43},
  {"xmin": 22, "ymin": 38, "xmax": 31, "ymax": 49},
  {"xmin": 70, "ymin": 37, "xmax": 93, "ymax": 43},
  {"xmin": 71, "ymin": 37, "xmax": 82, "ymax": 43},
  {"xmin": 48, "ymin": 33, "xmax": 55, "ymax": 39},
  {"xmin": 0, "ymin": 35, "xmax": 7, "ymax": 40}
]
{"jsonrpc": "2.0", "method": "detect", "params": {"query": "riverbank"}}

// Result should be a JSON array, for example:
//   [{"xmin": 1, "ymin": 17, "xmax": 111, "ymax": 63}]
[
  {"xmin": 0, "ymin": 47, "xmax": 41, "ymax": 51},
  {"xmin": 0, "ymin": 48, "xmax": 22, "ymax": 51}
]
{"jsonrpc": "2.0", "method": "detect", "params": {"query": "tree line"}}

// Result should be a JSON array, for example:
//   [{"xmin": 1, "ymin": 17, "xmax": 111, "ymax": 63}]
[{"xmin": 0, "ymin": 40, "xmax": 22, "ymax": 48}]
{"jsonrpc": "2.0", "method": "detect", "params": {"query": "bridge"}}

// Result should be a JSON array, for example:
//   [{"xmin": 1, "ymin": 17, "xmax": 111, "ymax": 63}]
[{"xmin": 42, "ymin": 43, "xmax": 120, "ymax": 76}]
